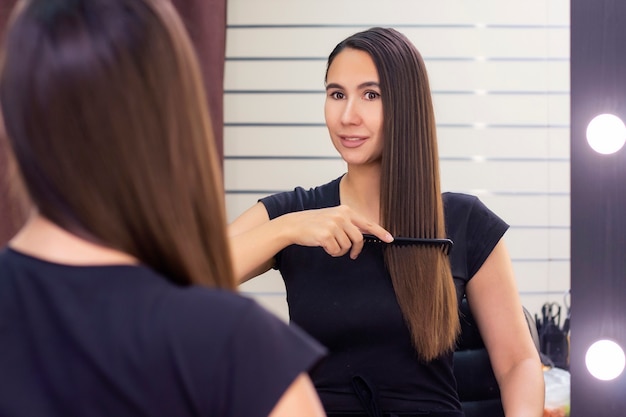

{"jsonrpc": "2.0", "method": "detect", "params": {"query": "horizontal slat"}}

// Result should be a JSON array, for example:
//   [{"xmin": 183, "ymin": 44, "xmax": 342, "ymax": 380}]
[
  {"xmin": 225, "ymin": 60, "xmax": 570, "ymax": 92},
  {"xmin": 441, "ymin": 159, "xmax": 569, "ymax": 193},
  {"xmin": 224, "ymin": 126, "xmax": 337, "ymax": 157},
  {"xmin": 473, "ymin": 194, "xmax": 570, "ymax": 227},
  {"xmin": 438, "ymin": 127, "xmax": 570, "ymax": 159},
  {"xmin": 226, "ymin": 26, "xmax": 569, "ymax": 59},
  {"xmin": 224, "ymin": 126, "xmax": 570, "ymax": 159},
  {"xmin": 224, "ymin": 93, "xmax": 569, "ymax": 125},
  {"xmin": 224, "ymin": 159, "xmax": 346, "ymax": 192},
  {"xmin": 224, "ymin": 159, "xmax": 569, "ymax": 194},
  {"xmin": 224, "ymin": 93, "xmax": 325, "ymax": 124},
  {"xmin": 432, "ymin": 95, "xmax": 570, "ymax": 126},
  {"xmin": 505, "ymin": 228, "xmax": 569, "ymax": 260},
  {"xmin": 227, "ymin": 0, "xmax": 569, "ymax": 27},
  {"xmin": 512, "ymin": 261, "xmax": 570, "ymax": 293}
]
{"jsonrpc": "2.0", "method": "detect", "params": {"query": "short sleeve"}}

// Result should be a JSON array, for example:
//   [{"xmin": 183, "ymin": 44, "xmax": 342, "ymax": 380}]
[
  {"xmin": 159, "ymin": 289, "xmax": 326, "ymax": 417},
  {"xmin": 444, "ymin": 193, "xmax": 509, "ymax": 282},
  {"xmin": 259, "ymin": 177, "xmax": 343, "ymax": 271},
  {"xmin": 223, "ymin": 301, "xmax": 326, "ymax": 416},
  {"xmin": 260, "ymin": 176, "xmax": 343, "ymax": 221},
  {"xmin": 465, "ymin": 196, "xmax": 509, "ymax": 277}
]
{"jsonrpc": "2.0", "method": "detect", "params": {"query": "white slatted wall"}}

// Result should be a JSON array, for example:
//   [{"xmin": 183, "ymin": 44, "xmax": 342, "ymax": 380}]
[{"xmin": 224, "ymin": 0, "xmax": 570, "ymax": 321}]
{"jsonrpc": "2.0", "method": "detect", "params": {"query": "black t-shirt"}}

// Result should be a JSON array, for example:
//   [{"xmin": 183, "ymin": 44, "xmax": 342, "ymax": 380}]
[
  {"xmin": 261, "ymin": 176, "xmax": 509, "ymax": 414},
  {"xmin": 0, "ymin": 248, "xmax": 325, "ymax": 417}
]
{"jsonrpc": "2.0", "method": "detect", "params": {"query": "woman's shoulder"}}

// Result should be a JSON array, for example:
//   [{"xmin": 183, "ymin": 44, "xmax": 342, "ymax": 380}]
[
  {"xmin": 260, "ymin": 175, "xmax": 342, "ymax": 217},
  {"xmin": 442, "ymin": 191, "xmax": 502, "ymax": 221},
  {"xmin": 442, "ymin": 188, "xmax": 508, "ymax": 236},
  {"xmin": 442, "ymin": 191, "xmax": 480, "ymax": 208},
  {"xmin": 156, "ymin": 286, "xmax": 325, "ymax": 414},
  {"xmin": 442, "ymin": 191, "xmax": 482, "ymax": 224},
  {"xmin": 443, "ymin": 191, "xmax": 509, "ymax": 279},
  {"xmin": 158, "ymin": 285, "xmax": 266, "ymax": 328},
  {"xmin": 159, "ymin": 286, "xmax": 323, "ymax": 354}
]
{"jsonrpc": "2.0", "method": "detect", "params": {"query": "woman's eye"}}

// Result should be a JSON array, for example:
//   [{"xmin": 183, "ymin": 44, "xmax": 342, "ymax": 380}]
[
  {"xmin": 330, "ymin": 91, "xmax": 345, "ymax": 100},
  {"xmin": 364, "ymin": 91, "xmax": 380, "ymax": 100}
]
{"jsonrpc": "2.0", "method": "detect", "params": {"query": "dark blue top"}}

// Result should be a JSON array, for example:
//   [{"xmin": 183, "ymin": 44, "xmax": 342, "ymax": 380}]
[
  {"xmin": 261, "ymin": 176, "xmax": 508, "ymax": 415},
  {"xmin": 0, "ymin": 248, "xmax": 325, "ymax": 417}
]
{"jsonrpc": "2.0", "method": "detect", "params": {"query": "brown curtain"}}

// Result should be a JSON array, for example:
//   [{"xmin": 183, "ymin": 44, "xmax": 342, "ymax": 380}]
[
  {"xmin": 0, "ymin": 0, "xmax": 226, "ymax": 246},
  {"xmin": 0, "ymin": 0, "xmax": 21, "ymax": 246},
  {"xmin": 171, "ymin": 0, "xmax": 226, "ymax": 159}
]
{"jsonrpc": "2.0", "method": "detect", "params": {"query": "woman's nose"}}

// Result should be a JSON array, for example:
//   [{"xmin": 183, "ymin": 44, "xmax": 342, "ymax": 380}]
[{"xmin": 340, "ymin": 99, "xmax": 361, "ymax": 125}]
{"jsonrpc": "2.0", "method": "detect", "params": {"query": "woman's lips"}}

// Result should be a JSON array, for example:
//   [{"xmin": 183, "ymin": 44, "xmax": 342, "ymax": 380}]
[{"xmin": 340, "ymin": 136, "xmax": 367, "ymax": 148}]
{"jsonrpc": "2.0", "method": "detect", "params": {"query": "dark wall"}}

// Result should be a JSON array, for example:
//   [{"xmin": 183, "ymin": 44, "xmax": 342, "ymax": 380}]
[{"xmin": 570, "ymin": 0, "xmax": 626, "ymax": 415}]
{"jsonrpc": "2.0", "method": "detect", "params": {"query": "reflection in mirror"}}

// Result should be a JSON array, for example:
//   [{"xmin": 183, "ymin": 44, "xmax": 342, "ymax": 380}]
[{"xmin": 224, "ymin": 0, "xmax": 570, "ymax": 324}]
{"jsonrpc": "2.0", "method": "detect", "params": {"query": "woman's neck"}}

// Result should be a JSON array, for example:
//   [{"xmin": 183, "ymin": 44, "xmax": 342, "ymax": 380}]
[
  {"xmin": 340, "ymin": 163, "xmax": 382, "ymax": 222},
  {"xmin": 9, "ymin": 212, "xmax": 138, "ymax": 266}
]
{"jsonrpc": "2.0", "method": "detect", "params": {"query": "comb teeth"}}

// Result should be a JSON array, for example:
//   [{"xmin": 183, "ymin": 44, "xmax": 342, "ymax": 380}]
[{"xmin": 362, "ymin": 234, "xmax": 454, "ymax": 255}]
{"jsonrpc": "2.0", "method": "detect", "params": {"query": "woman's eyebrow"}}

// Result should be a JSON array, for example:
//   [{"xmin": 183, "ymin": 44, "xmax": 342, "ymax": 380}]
[
  {"xmin": 358, "ymin": 81, "xmax": 380, "ymax": 89},
  {"xmin": 325, "ymin": 81, "xmax": 380, "ymax": 90}
]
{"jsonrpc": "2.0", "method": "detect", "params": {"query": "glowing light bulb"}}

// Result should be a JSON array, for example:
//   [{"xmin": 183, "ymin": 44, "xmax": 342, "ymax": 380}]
[
  {"xmin": 586, "ymin": 113, "xmax": 626, "ymax": 154},
  {"xmin": 585, "ymin": 339, "xmax": 626, "ymax": 381}
]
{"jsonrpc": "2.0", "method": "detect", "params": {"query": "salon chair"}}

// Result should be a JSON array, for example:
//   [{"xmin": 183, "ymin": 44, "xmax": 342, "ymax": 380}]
[{"xmin": 453, "ymin": 297, "xmax": 540, "ymax": 417}]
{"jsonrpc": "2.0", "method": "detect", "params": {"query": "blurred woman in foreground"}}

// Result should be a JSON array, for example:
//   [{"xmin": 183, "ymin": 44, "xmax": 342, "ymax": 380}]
[{"xmin": 0, "ymin": 1, "xmax": 325, "ymax": 416}]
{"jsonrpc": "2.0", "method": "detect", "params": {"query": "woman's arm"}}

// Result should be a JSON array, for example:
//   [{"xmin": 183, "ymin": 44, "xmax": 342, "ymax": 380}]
[
  {"xmin": 269, "ymin": 373, "xmax": 326, "ymax": 417},
  {"xmin": 228, "ymin": 202, "xmax": 392, "ymax": 283},
  {"xmin": 228, "ymin": 202, "xmax": 291, "ymax": 283},
  {"xmin": 465, "ymin": 239, "xmax": 545, "ymax": 417}
]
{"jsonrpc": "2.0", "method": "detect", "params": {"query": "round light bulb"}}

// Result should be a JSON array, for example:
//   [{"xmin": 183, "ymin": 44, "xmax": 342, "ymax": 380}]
[
  {"xmin": 586, "ymin": 113, "xmax": 626, "ymax": 154},
  {"xmin": 585, "ymin": 339, "xmax": 626, "ymax": 381}
]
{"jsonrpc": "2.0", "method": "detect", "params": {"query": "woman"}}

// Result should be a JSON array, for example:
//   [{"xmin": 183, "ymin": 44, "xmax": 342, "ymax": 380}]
[
  {"xmin": 0, "ymin": 0, "xmax": 325, "ymax": 416},
  {"xmin": 229, "ymin": 27, "xmax": 544, "ymax": 416}
]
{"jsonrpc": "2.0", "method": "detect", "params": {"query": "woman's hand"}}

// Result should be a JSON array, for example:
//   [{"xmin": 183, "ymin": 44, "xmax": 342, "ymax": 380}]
[
  {"xmin": 228, "ymin": 202, "xmax": 392, "ymax": 282},
  {"xmin": 285, "ymin": 204, "xmax": 393, "ymax": 259}
]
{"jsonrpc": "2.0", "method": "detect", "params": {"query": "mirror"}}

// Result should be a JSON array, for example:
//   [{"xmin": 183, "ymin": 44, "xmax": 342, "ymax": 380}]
[{"xmin": 223, "ymin": 0, "xmax": 570, "ymax": 324}]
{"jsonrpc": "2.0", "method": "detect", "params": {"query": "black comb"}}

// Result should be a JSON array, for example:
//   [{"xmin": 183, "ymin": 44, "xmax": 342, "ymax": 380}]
[{"xmin": 362, "ymin": 234, "xmax": 454, "ymax": 255}]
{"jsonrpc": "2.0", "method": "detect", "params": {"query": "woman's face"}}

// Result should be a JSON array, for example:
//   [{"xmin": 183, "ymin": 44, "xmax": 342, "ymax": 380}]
[{"xmin": 324, "ymin": 48, "xmax": 384, "ymax": 167}]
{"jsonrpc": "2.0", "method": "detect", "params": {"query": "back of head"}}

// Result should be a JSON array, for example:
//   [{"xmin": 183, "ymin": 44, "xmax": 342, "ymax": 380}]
[
  {"xmin": 0, "ymin": 0, "xmax": 235, "ymax": 289},
  {"xmin": 328, "ymin": 27, "xmax": 459, "ymax": 360}
]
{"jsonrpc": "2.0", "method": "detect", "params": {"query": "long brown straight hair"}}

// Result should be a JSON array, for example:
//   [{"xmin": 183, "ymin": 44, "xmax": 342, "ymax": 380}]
[
  {"xmin": 326, "ymin": 27, "xmax": 459, "ymax": 361},
  {"xmin": 0, "ymin": 0, "xmax": 235, "ymax": 290}
]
